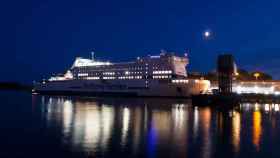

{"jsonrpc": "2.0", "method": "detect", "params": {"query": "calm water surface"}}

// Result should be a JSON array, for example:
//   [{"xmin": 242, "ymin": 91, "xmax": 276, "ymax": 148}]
[{"xmin": 1, "ymin": 91, "xmax": 280, "ymax": 158}]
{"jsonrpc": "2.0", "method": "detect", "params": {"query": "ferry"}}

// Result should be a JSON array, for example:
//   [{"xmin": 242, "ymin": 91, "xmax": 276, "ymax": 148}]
[{"xmin": 34, "ymin": 51, "xmax": 210, "ymax": 97}]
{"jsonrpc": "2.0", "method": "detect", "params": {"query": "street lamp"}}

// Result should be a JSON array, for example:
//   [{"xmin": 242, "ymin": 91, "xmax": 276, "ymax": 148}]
[{"xmin": 254, "ymin": 72, "xmax": 260, "ymax": 80}]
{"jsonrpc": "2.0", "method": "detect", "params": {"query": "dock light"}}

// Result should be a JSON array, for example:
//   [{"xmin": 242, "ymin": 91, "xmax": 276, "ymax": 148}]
[
  {"xmin": 236, "ymin": 86, "xmax": 241, "ymax": 94},
  {"xmin": 255, "ymin": 103, "xmax": 259, "ymax": 111},
  {"xmin": 275, "ymin": 104, "xmax": 279, "ymax": 111},
  {"xmin": 254, "ymin": 86, "xmax": 259, "ymax": 94},
  {"xmin": 32, "ymin": 89, "xmax": 38, "ymax": 95},
  {"xmin": 254, "ymin": 73, "xmax": 260, "ymax": 80},
  {"xmin": 265, "ymin": 104, "xmax": 270, "ymax": 112}
]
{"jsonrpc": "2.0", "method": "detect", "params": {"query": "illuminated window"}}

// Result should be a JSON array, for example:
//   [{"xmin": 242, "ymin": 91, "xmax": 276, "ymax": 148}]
[
  {"xmin": 86, "ymin": 77, "xmax": 100, "ymax": 80},
  {"xmin": 172, "ymin": 79, "xmax": 189, "ymax": 83},
  {"xmin": 78, "ymin": 73, "xmax": 88, "ymax": 77},
  {"xmin": 102, "ymin": 72, "xmax": 115, "ymax": 75},
  {"xmin": 103, "ymin": 77, "xmax": 116, "ymax": 80},
  {"xmin": 153, "ymin": 70, "xmax": 172, "ymax": 74}
]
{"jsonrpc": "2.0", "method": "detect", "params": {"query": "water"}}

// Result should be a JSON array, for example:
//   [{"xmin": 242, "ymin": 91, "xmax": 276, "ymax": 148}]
[{"xmin": 1, "ymin": 91, "xmax": 280, "ymax": 158}]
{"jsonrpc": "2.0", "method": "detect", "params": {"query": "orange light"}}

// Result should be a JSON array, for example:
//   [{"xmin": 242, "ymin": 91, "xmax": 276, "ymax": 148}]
[{"xmin": 252, "ymin": 111, "xmax": 262, "ymax": 151}]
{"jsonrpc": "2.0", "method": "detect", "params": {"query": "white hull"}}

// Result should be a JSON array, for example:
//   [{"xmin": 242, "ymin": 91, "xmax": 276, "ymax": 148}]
[{"xmin": 34, "ymin": 79, "xmax": 210, "ymax": 97}]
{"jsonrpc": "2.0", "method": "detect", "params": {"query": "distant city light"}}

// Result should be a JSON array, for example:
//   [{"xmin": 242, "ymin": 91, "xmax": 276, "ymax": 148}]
[
  {"xmin": 275, "ymin": 104, "xmax": 280, "ymax": 111},
  {"xmin": 265, "ymin": 104, "xmax": 270, "ymax": 112}
]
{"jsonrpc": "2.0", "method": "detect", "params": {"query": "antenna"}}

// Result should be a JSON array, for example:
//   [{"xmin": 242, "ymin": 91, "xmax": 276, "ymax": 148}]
[{"xmin": 91, "ymin": 51, "xmax": 95, "ymax": 61}]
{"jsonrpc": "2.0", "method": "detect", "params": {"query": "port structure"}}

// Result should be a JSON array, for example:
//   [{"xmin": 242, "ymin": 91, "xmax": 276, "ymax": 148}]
[{"xmin": 217, "ymin": 54, "xmax": 236, "ymax": 94}]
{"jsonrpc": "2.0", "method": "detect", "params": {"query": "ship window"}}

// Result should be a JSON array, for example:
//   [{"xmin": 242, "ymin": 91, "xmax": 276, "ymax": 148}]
[
  {"xmin": 153, "ymin": 70, "xmax": 172, "ymax": 74},
  {"xmin": 172, "ymin": 79, "xmax": 188, "ymax": 83},
  {"xmin": 103, "ymin": 77, "xmax": 115, "ymax": 80},
  {"xmin": 86, "ymin": 77, "xmax": 100, "ymax": 80},
  {"xmin": 78, "ymin": 73, "xmax": 88, "ymax": 77}
]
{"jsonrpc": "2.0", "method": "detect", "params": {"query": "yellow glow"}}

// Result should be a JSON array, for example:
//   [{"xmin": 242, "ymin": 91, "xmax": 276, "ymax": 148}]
[
  {"xmin": 172, "ymin": 104, "xmax": 186, "ymax": 130},
  {"xmin": 252, "ymin": 111, "xmax": 262, "ymax": 151},
  {"xmin": 63, "ymin": 100, "xmax": 73, "ymax": 134},
  {"xmin": 200, "ymin": 108, "xmax": 211, "ymax": 158},
  {"xmin": 232, "ymin": 112, "xmax": 241, "ymax": 153},
  {"xmin": 151, "ymin": 110, "xmax": 172, "ymax": 142},
  {"xmin": 193, "ymin": 107, "xmax": 199, "ymax": 138},
  {"xmin": 255, "ymin": 103, "xmax": 260, "ymax": 111},
  {"xmin": 72, "ymin": 103, "xmax": 114, "ymax": 154},
  {"xmin": 171, "ymin": 104, "xmax": 188, "ymax": 157},
  {"xmin": 254, "ymin": 73, "xmax": 260, "ymax": 80}
]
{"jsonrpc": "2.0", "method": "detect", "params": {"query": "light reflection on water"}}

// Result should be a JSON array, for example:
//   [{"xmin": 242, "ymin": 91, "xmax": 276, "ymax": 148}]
[{"xmin": 37, "ymin": 96, "xmax": 280, "ymax": 158}]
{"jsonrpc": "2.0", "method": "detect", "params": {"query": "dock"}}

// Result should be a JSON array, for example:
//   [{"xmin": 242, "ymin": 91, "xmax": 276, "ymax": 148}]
[{"xmin": 192, "ymin": 93, "xmax": 280, "ymax": 107}]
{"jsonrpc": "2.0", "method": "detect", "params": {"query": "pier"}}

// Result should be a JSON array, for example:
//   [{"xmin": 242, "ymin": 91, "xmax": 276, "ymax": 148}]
[
  {"xmin": 192, "ymin": 93, "xmax": 280, "ymax": 107},
  {"xmin": 192, "ymin": 54, "xmax": 280, "ymax": 106}
]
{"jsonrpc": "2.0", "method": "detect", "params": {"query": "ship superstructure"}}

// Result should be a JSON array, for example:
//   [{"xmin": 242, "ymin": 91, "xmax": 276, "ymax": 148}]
[{"xmin": 34, "ymin": 52, "xmax": 210, "ymax": 97}]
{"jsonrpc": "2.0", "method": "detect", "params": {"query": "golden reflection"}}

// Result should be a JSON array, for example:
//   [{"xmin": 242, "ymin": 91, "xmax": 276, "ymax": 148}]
[
  {"xmin": 45, "ymin": 98, "xmax": 115, "ymax": 155},
  {"xmin": 132, "ymin": 107, "xmax": 142, "ymax": 155},
  {"xmin": 193, "ymin": 106, "xmax": 199, "ymax": 138},
  {"xmin": 200, "ymin": 108, "xmax": 211, "ymax": 132},
  {"xmin": 252, "ymin": 110, "xmax": 262, "ymax": 151},
  {"xmin": 100, "ymin": 105, "xmax": 114, "ymax": 149},
  {"xmin": 254, "ymin": 103, "xmax": 260, "ymax": 111},
  {"xmin": 63, "ymin": 100, "xmax": 73, "ymax": 135},
  {"xmin": 232, "ymin": 111, "xmax": 241, "ymax": 153},
  {"xmin": 83, "ymin": 105, "xmax": 100, "ymax": 149},
  {"xmin": 265, "ymin": 104, "xmax": 270, "ymax": 112},
  {"xmin": 46, "ymin": 97, "xmax": 64, "ymax": 125},
  {"xmin": 172, "ymin": 104, "xmax": 186, "ymax": 130},
  {"xmin": 200, "ymin": 108, "xmax": 211, "ymax": 158},
  {"xmin": 151, "ymin": 110, "xmax": 172, "ymax": 142},
  {"xmin": 171, "ymin": 104, "xmax": 188, "ymax": 157},
  {"xmin": 275, "ymin": 104, "xmax": 279, "ymax": 112},
  {"xmin": 43, "ymin": 97, "xmax": 280, "ymax": 157},
  {"xmin": 121, "ymin": 107, "xmax": 130, "ymax": 146}
]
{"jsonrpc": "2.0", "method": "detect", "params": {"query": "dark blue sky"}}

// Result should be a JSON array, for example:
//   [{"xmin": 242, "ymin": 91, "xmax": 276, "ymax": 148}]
[{"xmin": 3, "ymin": 0, "xmax": 280, "ymax": 82}]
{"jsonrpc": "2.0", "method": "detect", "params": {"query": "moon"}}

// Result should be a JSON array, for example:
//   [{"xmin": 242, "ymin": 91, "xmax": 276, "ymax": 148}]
[{"xmin": 204, "ymin": 31, "xmax": 210, "ymax": 38}]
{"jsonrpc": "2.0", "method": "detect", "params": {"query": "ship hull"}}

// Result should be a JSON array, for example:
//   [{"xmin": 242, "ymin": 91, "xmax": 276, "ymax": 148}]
[{"xmin": 34, "ymin": 79, "xmax": 210, "ymax": 97}]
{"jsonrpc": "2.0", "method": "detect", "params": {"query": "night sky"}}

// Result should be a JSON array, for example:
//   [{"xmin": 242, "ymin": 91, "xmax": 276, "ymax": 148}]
[{"xmin": 3, "ymin": 0, "xmax": 280, "ymax": 82}]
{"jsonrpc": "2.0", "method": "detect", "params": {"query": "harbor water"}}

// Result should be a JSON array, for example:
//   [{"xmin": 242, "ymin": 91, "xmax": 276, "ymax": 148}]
[{"xmin": 1, "ymin": 91, "xmax": 280, "ymax": 158}]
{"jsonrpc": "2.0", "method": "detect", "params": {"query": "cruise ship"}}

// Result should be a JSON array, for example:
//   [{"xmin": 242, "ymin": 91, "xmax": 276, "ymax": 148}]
[{"xmin": 34, "ymin": 51, "xmax": 210, "ymax": 97}]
